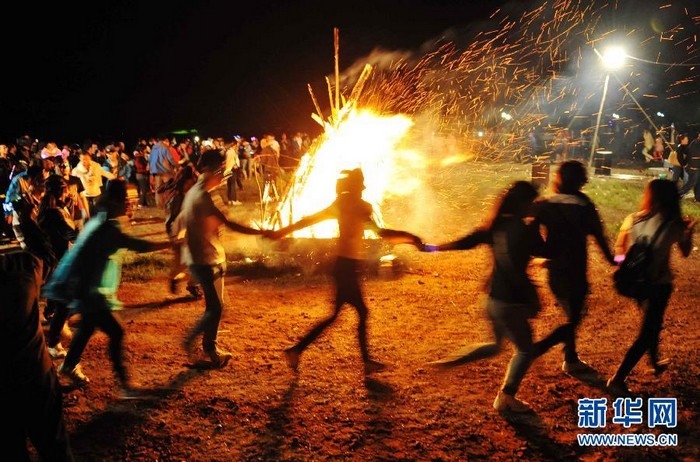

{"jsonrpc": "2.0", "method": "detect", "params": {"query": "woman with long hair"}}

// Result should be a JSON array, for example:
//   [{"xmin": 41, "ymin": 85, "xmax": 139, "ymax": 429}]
[
  {"xmin": 423, "ymin": 181, "xmax": 544, "ymax": 413},
  {"xmin": 607, "ymin": 179, "xmax": 696, "ymax": 395}
]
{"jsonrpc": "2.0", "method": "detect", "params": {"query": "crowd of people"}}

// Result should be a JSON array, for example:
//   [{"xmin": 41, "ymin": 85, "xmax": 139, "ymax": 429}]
[
  {"xmin": 1, "ymin": 131, "xmax": 696, "ymax": 459},
  {"xmin": 0, "ymin": 131, "xmax": 313, "ymax": 234},
  {"xmin": 637, "ymin": 129, "xmax": 700, "ymax": 201},
  {"xmin": 0, "ymin": 131, "xmax": 310, "ymax": 460}
]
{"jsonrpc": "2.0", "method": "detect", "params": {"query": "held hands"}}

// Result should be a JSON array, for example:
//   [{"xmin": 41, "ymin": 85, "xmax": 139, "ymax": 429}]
[
  {"xmin": 377, "ymin": 229, "xmax": 425, "ymax": 249},
  {"xmin": 260, "ymin": 229, "xmax": 278, "ymax": 240},
  {"xmin": 260, "ymin": 228, "xmax": 290, "ymax": 240}
]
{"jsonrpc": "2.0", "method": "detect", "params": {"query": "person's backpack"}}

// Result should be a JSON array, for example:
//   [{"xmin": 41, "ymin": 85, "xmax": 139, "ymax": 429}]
[{"xmin": 613, "ymin": 220, "xmax": 671, "ymax": 301}]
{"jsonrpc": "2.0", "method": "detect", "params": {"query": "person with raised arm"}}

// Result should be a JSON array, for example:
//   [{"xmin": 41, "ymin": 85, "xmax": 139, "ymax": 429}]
[
  {"xmin": 271, "ymin": 168, "xmax": 423, "ymax": 375},
  {"xmin": 422, "ymin": 181, "xmax": 544, "ymax": 413}
]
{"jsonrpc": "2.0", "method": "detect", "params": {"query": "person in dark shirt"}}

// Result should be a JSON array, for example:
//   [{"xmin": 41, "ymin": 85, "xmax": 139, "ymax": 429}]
[
  {"xmin": 533, "ymin": 160, "xmax": 616, "ymax": 373},
  {"xmin": 422, "ymin": 181, "xmax": 543, "ymax": 413},
  {"xmin": 678, "ymin": 133, "xmax": 700, "ymax": 201},
  {"xmin": 271, "ymin": 168, "xmax": 423, "ymax": 375},
  {"xmin": 38, "ymin": 175, "xmax": 80, "ymax": 360},
  {"xmin": 1, "ymin": 238, "xmax": 74, "ymax": 460},
  {"xmin": 671, "ymin": 134, "xmax": 689, "ymax": 186}
]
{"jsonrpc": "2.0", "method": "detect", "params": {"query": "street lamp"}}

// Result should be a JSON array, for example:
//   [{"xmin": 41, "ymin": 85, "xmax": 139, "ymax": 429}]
[
  {"xmin": 601, "ymin": 46, "xmax": 626, "ymax": 71},
  {"xmin": 589, "ymin": 46, "xmax": 627, "ymax": 168}
]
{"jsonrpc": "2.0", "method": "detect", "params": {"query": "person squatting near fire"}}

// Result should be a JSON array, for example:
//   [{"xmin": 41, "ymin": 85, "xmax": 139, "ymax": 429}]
[
  {"xmin": 422, "ymin": 181, "xmax": 546, "ymax": 413},
  {"xmin": 42, "ymin": 180, "xmax": 171, "ymax": 399},
  {"xmin": 270, "ymin": 168, "xmax": 424, "ymax": 375},
  {"xmin": 178, "ymin": 148, "xmax": 272, "ymax": 368},
  {"xmin": 529, "ymin": 160, "xmax": 616, "ymax": 373},
  {"xmin": 607, "ymin": 179, "xmax": 696, "ymax": 396}
]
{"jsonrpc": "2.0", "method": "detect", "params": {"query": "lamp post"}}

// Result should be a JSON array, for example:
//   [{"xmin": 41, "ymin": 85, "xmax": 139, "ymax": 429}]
[{"xmin": 588, "ymin": 46, "xmax": 626, "ymax": 168}]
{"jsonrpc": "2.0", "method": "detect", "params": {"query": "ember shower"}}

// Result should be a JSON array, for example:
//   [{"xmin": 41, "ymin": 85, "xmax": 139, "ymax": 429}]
[{"xmin": 266, "ymin": 0, "xmax": 699, "ymax": 237}]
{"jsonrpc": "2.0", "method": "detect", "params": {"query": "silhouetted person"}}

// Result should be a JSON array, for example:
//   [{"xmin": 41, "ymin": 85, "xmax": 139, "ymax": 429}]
[
  {"xmin": 423, "ymin": 181, "xmax": 543, "ymax": 413},
  {"xmin": 678, "ymin": 133, "xmax": 700, "ymax": 200},
  {"xmin": 607, "ymin": 180, "xmax": 695, "ymax": 395},
  {"xmin": 533, "ymin": 161, "xmax": 616, "ymax": 372},
  {"xmin": 271, "ymin": 168, "xmax": 423, "ymax": 375},
  {"xmin": 1, "ymin": 235, "xmax": 73, "ymax": 460}
]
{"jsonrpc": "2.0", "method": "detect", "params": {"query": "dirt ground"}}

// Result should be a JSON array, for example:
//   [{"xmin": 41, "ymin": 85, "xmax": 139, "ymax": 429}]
[{"xmin": 46, "ymin": 166, "xmax": 698, "ymax": 461}]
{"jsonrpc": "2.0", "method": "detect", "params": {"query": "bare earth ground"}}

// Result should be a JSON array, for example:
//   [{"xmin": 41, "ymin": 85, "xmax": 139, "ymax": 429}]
[{"xmin": 47, "ymin": 165, "xmax": 698, "ymax": 461}]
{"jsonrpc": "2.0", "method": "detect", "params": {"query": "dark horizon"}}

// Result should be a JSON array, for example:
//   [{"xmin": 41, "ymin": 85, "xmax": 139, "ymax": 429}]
[
  {"xmin": 1, "ymin": 1, "xmax": 504, "ymax": 146},
  {"xmin": 2, "ymin": 0, "xmax": 698, "ymax": 148}
]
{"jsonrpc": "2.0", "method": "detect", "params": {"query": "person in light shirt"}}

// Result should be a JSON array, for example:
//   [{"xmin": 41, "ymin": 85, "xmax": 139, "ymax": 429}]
[
  {"xmin": 179, "ymin": 148, "xmax": 271, "ymax": 368},
  {"xmin": 71, "ymin": 152, "xmax": 115, "ymax": 216},
  {"xmin": 607, "ymin": 179, "xmax": 696, "ymax": 396}
]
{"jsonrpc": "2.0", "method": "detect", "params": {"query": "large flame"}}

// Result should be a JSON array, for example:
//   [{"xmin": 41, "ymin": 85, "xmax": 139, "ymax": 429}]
[{"xmin": 268, "ymin": 108, "xmax": 419, "ymax": 238}]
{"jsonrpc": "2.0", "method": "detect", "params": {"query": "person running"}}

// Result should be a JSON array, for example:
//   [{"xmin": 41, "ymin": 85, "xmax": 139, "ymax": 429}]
[
  {"xmin": 422, "ymin": 181, "xmax": 544, "ymax": 413},
  {"xmin": 271, "ymin": 168, "xmax": 423, "ymax": 375},
  {"xmin": 607, "ymin": 179, "xmax": 696, "ymax": 395},
  {"xmin": 43, "ymin": 180, "xmax": 171, "ymax": 399},
  {"xmin": 532, "ymin": 160, "xmax": 616, "ymax": 373},
  {"xmin": 179, "ymin": 148, "xmax": 269, "ymax": 368}
]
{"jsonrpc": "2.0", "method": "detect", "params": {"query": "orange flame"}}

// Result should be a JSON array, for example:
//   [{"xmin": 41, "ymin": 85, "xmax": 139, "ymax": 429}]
[{"xmin": 268, "ymin": 109, "xmax": 420, "ymax": 238}]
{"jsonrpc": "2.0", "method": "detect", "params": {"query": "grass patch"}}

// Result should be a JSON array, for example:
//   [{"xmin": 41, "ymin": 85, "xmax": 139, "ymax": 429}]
[
  {"xmin": 121, "ymin": 251, "xmax": 172, "ymax": 282},
  {"xmin": 586, "ymin": 174, "xmax": 700, "ymax": 235}
]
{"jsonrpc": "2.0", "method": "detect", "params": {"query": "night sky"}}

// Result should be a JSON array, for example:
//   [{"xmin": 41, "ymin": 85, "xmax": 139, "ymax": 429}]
[{"xmin": 1, "ymin": 0, "xmax": 506, "ymax": 145}]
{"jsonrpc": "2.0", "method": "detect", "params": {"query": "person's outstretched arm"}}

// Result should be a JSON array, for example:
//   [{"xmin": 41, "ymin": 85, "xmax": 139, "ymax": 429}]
[
  {"xmin": 588, "ymin": 203, "xmax": 616, "ymax": 264},
  {"xmin": 614, "ymin": 214, "xmax": 634, "ymax": 259},
  {"xmin": 100, "ymin": 166, "xmax": 117, "ymax": 181},
  {"xmin": 377, "ymin": 228, "xmax": 424, "ymax": 248},
  {"xmin": 222, "ymin": 217, "xmax": 265, "ymax": 236},
  {"xmin": 270, "ymin": 205, "xmax": 335, "ymax": 239},
  {"xmin": 423, "ymin": 228, "xmax": 490, "ymax": 252},
  {"xmin": 119, "ymin": 234, "xmax": 171, "ymax": 253},
  {"xmin": 361, "ymin": 215, "xmax": 424, "ymax": 248},
  {"xmin": 204, "ymin": 192, "xmax": 266, "ymax": 236}
]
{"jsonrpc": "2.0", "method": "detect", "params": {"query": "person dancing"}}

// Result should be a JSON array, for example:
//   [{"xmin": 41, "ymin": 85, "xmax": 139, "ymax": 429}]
[
  {"xmin": 179, "ymin": 148, "xmax": 270, "ymax": 368},
  {"xmin": 607, "ymin": 179, "xmax": 696, "ymax": 395},
  {"xmin": 532, "ymin": 161, "xmax": 616, "ymax": 373},
  {"xmin": 423, "ymin": 181, "xmax": 544, "ymax": 413},
  {"xmin": 271, "ymin": 168, "xmax": 423, "ymax": 375},
  {"xmin": 44, "ymin": 180, "xmax": 171, "ymax": 399}
]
